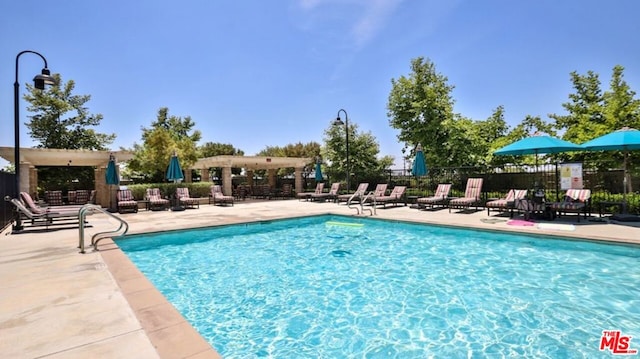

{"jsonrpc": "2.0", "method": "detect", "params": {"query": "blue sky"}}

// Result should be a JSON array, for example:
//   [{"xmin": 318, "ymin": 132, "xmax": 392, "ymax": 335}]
[{"xmin": 1, "ymin": 0, "xmax": 639, "ymax": 168}]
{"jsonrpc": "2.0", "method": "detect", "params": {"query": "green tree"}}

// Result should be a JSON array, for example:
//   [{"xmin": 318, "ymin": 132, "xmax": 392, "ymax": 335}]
[
  {"xmin": 257, "ymin": 142, "xmax": 321, "ymax": 178},
  {"xmin": 387, "ymin": 57, "xmax": 455, "ymax": 168},
  {"xmin": 23, "ymin": 73, "xmax": 116, "ymax": 192},
  {"xmin": 127, "ymin": 108, "xmax": 201, "ymax": 182},
  {"xmin": 323, "ymin": 121, "xmax": 393, "ymax": 188}
]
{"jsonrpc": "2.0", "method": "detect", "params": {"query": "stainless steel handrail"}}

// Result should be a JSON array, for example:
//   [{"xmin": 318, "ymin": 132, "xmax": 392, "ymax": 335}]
[{"xmin": 78, "ymin": 204, "xmax": 129, "ymax": 253}]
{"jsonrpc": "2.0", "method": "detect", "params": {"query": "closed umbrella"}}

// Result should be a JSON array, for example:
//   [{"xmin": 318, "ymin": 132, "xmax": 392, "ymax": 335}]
[
  {"xmin": 315, "ymin": 159, "xmax": 323, "ymax": 182},
  {"xmin": 411, "ymin": 144, "xmax": 427, "ymax": 176},
  {"xmin": 105, "ymin": 154, "xmax": 119, "ymax": 212},
  {"xmin": 581, "ymin": 127, "xmax": 640, "ymax": 218},
  {"xmin": 166, "ymin": 152, "xmax": 184, "ymax": 183}
]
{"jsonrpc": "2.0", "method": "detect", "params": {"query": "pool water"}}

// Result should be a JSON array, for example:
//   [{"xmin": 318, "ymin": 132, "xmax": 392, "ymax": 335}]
[{"xmin": 116, "ymin": 215, "xmax": 640, "ymax": 358}]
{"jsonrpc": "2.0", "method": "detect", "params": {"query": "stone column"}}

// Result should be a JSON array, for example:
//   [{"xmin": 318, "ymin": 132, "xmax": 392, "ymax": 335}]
[
  {"xmin": 29, "ymin": 167, "xmax": 38, "ymax": 199},
  {"xmin": 19, "ymin": 163, "xmax": 31, "ymax": 195},
  {"xmin": 201, "ymin": 168, "xmax": 210, "ymax": 182},
  {"xmin": 246, "ymin": 170, "xmax": 254, "ymax": 187},
  {"xmin": 94, "ymin": 167, "xmax": 108, "ymax": 207},
  {"xmin": 222, "ymin": 166, "xmax": 232, "ymax": 196},
  {"xmin": 294, "ymin": 167, "xmax": 304, "ymax": 194},
  {"xmin": 268, "ymin": 169, "xmax": 276, "ymax": 188}
]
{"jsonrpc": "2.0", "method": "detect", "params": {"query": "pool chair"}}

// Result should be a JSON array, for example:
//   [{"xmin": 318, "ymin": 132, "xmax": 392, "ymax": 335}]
[
  {"xmin": 296, "ymin": 182, "xmax": 325, "ymax": 201},
  {"xmin": 416, "ymin": 184, "xmax": 451, "ymax": 210},
  {"xmin": 210, "ymin": 185, "xmax": 234, "ymax": 206},
  {"xmin": 10, "ymin": 197, "xmax": 87, "ymax": 228},
  {"xmin": 486, "ymin": 189, "xmax": 528, "ymax": 217},
  {"xmin": 374, "ymin": 186, "xmax": 407, "ymax": 208},
  {"xmin": 337, "ymin": 182, "xmax": 369, "ymax": 204},
  {"xmin": 20, "ymin": 191, "xmax": 85, "ymax": 214},
  {"xmin": 45, "ymin": 190, "xmax": 64, "ymax": 206},
  {"xmin": 363, "ymin": 184, "xmax": 388, "ymax": 205},
  {"xmin": 145, "ymin": 188, "xmax": 170, "ymax": 211},
  {"xmin": 311, "ymin": 182, "xmax": 341, "ymax": 202},
  {"xmin": 548, "ymin": 189, "xmax": 592, "ymax": 222},
  {"xmin": 176, "ymin": 187, "xmax": 200, "ymax": 209},
  {"xmin": 449, "ymin": 178, "xmax": 484, "ymax": 213},
  {"xmin": 116, "ymin": 189, "xmax": 139, "ymax": 213}
]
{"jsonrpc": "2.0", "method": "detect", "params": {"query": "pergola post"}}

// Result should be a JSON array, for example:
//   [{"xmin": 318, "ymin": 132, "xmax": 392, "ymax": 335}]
[
  {"xmin": 294, "ymin": 167, "xmax": 304, "ymax": 194},
  {"xmin": 222, "ymin": 166, "xmax": 232, "ymax": 196}
]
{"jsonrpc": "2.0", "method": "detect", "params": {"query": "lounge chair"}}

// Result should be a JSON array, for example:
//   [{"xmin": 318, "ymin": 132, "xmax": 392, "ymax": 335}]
[
  {"xmin": 375, "ymin": 186, "xmax": 407, "ymax": 207},
  {"xmin": 363, "ymin": 184, "xmax": 389, "ymax": 205},
  {"xmin": 176, "ymin": 187, "xmax": 200, "ymax": 209},
  {"xmin": 449, "ymin": 178, "xmax": 484, "ymax": 213},
  {"xmin": 296, "ymin": 182, "xmax": 325, "ymax": 201},
  {"xmin": 280, "ymin": 183, "xmax": 293, "ymax": 199},
  {"xmin": 486, "ymin": 189, "xmax": 528, "ymax": 217},
  {"xmin": 10, "ymin": 198, "xmax": 87, "ymax": 228},
  {"xmin": 20, "ymin": 192, "xmax": 84, "ymax": 214},
  {"xmin": 116, "ymin": 189, "xmax": 139, "ymax": 213},
  {"xmin": 311, "ymin": 183, "xmax": 341, "ymax": 202},
  {"xmin": 210, "ymin": 185, "xmax": 234, "ymax": 206},
  {"xmin": 336, "ymin": 182, "xmax": 369, "ymax": 204},
  {"xmin": 416, "ymin": 184, "xmax": 452, "ymax": 210},
  {"xmin": 146, "ymin": 188, "xmax": 170, "ymax": 211},
  {"xmin": 45, "ymin": 190, "xmax": 64, "ymax": 206},
  {"xmin": 549, "ymin": 189, "xmax": 592, "ymax": 222}
]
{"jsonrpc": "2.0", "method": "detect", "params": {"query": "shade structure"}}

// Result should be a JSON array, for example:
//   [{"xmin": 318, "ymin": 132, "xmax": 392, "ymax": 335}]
[
  {"xmin": 581, "ymin": 127, "xmax": 640, "ymax": 219},
  {"xmin": 411, "ymin": 144, "xmax": 427, "ymax": 176},
  {"xmin": 494, "ymin": 134, "xmax": 584, "ymax": 188},
  {"xmin": 315, "ymin": 162, "xmax": 323, "ymax": 182},
  {"xmin": 166, "ymin": 153, "xmax": 184, "ymax": 182}
]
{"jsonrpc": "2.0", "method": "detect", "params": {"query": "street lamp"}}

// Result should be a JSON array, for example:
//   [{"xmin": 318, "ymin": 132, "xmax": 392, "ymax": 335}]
[
  {"xmin": 13, "ymin": 50, "xmax": 56, "ymax": 231},
  {"xmin": 333, "ymin": 109, "xmax": 349, "ymax": 192}
]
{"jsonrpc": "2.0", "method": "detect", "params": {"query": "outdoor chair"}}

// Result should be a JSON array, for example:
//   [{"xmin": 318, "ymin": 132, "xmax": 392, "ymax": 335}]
[
  {"xmin": 75, "ymin": 190, "xmax": 90, "ymax": 205},
  {"xmin": 210, "ymin": 185, "xmax": 234, "ymax": 206},
  {"xmin": 176, "ymin": 187, "xmax": 200, "ymax": 209},
  {"xmin": 116, "ymin": 189, "xmax": 139, "ymax": 213},
  {"xmin": 374, "ymin": 186, "xmax": 407, "ymax": 207},
  {"xmin": 417, "ymin": 184, "xmax": 452, "ymax": 210},
  {"xmin": 449, "ymin": 178, "xmax": 484, "ymax": 213},
  {"xmin": 20, "ymin": 191, "xmax": 84, "ymax": 215},
  {"xmin": 311, "ymin": 182, "xmax": 341, "ymax": 202},
  {"xmin": 45, "ymin": 190, "xmax": 64, "ymax": 206},
  {"xmin": 296, "ymin": 182, "xmax": 325, "ymax": 201},
  {"xmin": 549, "ymin": 189, "xmax": 592, "ymax": 222},
  {"xmin": 336, "ymin": 183, "xmax": 369, "ymax": 204},
  {"xmin": 363, "ymin": 184, "xmax": 389, "ymax": 205},
  {"xmin": 10, "ymin": 198, "xmax": 86, "ymax": 228},
  {"xmin": 486, "ymin": 189, "xmax": 528, "ymax": 217},
  {"xmin": 146, "ymin": 188, "xmax": 170, "ymax": 211}
]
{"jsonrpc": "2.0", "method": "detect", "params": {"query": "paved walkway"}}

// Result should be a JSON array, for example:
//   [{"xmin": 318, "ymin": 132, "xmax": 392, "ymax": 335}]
[{"xmin": 1, "ymin": 199, "xmax": 639, "ymax": 358}]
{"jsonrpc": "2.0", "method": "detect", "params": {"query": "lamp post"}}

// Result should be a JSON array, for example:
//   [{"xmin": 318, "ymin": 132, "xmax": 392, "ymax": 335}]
[
  {"xmin": 333, "ymin": 109, "xmax": 349, "ymax": 193},
  {"xmin": 13, "ymin": 50, "xmax": 56, "ymax": 231}
]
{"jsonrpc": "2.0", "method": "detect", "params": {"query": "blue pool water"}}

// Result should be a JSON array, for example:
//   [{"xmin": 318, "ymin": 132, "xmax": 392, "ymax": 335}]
[{"xmin": 116, "ymin": 215, "xmax": 640, "ymax": 358}]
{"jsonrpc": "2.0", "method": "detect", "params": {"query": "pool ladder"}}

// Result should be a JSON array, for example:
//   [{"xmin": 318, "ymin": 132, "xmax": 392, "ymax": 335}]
[
  {"xmin": 346, "ymin": 191, "xmax": 377, "ymax": 216},
  {"xmin": 78, "ymin": 204, "xmax": 129, "ymax": 254}
]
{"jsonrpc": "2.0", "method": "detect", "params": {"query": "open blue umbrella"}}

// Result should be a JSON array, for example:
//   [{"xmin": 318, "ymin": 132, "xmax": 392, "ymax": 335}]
[
  {"xmin": 581, "ymin": 127, "xmax": 640, "ymax": 217},
  {"xmin": 411, "ymin": 144, "xmax": 427, "ymax": 176},
  {"xmin": 166, "ymin": 152, "xmax": 184, "ymax": 183},
  {"xmin": 314, "ymin": 161, "xmax": 323, "ymax": 182},
  {"xmin": 105, "ymin": 154, "xmax": 119, "ymax": 211}
]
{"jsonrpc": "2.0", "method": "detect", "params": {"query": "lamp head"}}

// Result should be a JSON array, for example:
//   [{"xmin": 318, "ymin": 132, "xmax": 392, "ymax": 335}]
[
  {"xmin": 33, "ymin": 68, "xmax": 56, "ymax": 90},
  {"xmin": 333, "ymin": 116, "xmax": 345, "ymax": 126}
]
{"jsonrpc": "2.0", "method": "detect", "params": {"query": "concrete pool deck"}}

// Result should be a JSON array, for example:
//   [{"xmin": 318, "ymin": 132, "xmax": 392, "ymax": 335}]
[{"xmin": 1, "ymin": 199, "xmax": 639, "ymax": 358}]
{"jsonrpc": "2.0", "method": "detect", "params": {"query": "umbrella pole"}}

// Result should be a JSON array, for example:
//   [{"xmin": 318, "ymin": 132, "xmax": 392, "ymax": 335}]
[{"xmin": 623, "ymin": 151, "xmax": 629, "ymax": 213}]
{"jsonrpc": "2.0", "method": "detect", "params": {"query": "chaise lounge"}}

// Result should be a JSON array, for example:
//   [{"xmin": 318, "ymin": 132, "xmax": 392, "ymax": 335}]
[
  {"xmin": 548, "ymin": 189, "xmax": 591, "ymax": 222},
  {"xmin": 374, "ymin": 186, "xmax": 407, "ymax": 207},
  {"xmin": 336, "ymin": 183, "xmax": 369, "ymax": 204},
  {"xmin": 486, "ymin": 189, "xmax": 528, "ymax": 217},
  {"xmin": 210, "ymin": 185, "xmax": 234, "ymax": 206},
  {"xmin": 416, "ymin": 184, "xmax": 452, "ymax": 210},
  {"xmin": 449, "ymin": 178, "xmax": 484, "ymax": 213},
  {"xmin": 311, "ymin": 182, "xmax": 341, "ymax": 202},
  {"xmin": 117, "ymin": 189, "xmax": 139, "ymax": 213}
]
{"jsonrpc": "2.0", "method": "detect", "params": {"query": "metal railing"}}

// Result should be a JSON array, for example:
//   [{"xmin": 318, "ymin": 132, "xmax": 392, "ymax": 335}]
[{"xmin": 78, "ymin": 204, "xmax": 129, "ymax": 254}]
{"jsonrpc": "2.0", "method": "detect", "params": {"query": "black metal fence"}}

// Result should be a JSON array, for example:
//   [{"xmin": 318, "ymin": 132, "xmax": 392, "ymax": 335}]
[{"xmin": 1, "ymin": 172, "xmax": 16, "ymax": 231}]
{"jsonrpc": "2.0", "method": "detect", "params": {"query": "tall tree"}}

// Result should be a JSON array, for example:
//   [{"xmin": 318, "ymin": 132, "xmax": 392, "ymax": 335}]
[
  {"xmin": 127, "ymin": 108, "xmax": 201, "ymax": 182},
  {"xmin": 24, "ymin": 74, "xmax": 115, "ymax": 149},
  {"xmin": 22, "ymin": 73, "xmax": 116, "ymax": 192},
  {"xmin": 387, "ymin": 57, "xmax": 455, "ymax": 168},
  {"xmin": 323, "ymin": 121, "xmax": 393, "ymax": 187}
]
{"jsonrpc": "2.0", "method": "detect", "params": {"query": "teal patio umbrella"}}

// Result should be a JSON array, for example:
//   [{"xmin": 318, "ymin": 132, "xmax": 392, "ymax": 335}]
[
  {"xmin": 411, "ymin": 144, "xmax": 427, "ymax": 176},
  {"xmin": 494, "ymin": 133, "xmax": 583, "ymax": 186},
  {"xmin": 105, "ymin": 154, "xmax": 119, "ymax": 212},
  {"xmin": 314, "ymin": 161, "xmax": 323, "ymax": 182},
  {"xmin": 581, "ymin": 127, "xmax": 640, "ymax": 218},
  {"xmin": 166, "ymin": 152, "xmax": 184, "ymax": 182}
]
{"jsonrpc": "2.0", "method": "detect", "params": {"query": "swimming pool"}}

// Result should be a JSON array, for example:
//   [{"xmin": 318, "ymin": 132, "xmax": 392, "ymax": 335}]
[{"xmin": 116, "ymin": 215, "xmax": 640, "ymax": 358}]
